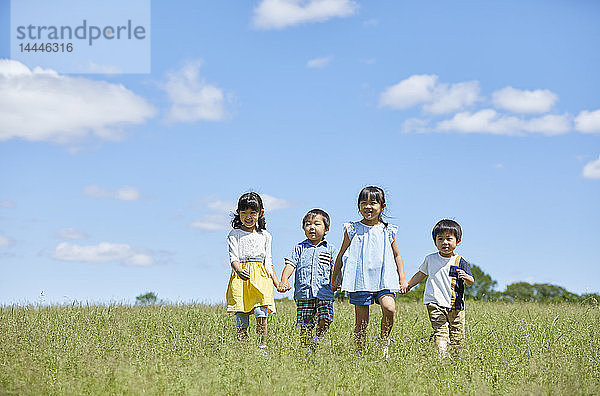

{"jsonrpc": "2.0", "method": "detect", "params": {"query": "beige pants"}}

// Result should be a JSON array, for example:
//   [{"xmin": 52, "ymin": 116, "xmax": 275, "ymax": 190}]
[{"xmin": 426, "ymin": 303, "xmax": 465, "ymax": 349}]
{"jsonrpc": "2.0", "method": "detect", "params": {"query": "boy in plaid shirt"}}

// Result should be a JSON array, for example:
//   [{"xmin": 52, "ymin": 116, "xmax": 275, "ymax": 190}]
[{"xmin": 278, "ymin": 209, "xmax": 337, "ymax": 351}]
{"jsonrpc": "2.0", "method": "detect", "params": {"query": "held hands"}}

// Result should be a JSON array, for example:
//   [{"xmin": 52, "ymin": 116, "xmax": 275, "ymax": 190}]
[
  {"xmin": 330, "ymin": 272, "xmax": 341, "ymax": 292},
  {"xmin": 398, "ymin": 280, "xmax": 409, "ymax": 295},
  {"xmin": 277, "ymin": 280, "xmax": 291, "ymax": 293}
]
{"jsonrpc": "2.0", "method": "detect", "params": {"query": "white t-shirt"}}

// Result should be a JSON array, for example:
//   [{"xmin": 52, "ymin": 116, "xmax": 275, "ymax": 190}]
[{"xmin": 419, "ymin": 252, "xmax": 470, "ymax": 309}]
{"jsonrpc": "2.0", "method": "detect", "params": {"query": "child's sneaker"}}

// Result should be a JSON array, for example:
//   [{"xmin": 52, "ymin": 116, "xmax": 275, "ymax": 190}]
[
  {"xmin": 257, "ymin": 345, "xmax": 267, "ymax": 356},
  {"xmin": 378, "ymin": 337, "xmax": 390, "ymax": 359}
]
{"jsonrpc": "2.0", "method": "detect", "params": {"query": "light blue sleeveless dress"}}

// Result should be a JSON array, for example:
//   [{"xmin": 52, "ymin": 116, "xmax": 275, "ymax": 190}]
[{"xmin": 340, "ymin": 221, "xmax": 400, "ymax": 292}]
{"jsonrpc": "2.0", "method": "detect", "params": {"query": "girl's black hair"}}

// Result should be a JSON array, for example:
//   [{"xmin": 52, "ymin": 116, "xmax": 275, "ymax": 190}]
[
  {"xmin": 357, "ymin": 186, "xmax": 388, "ymax": 226},
  {"xmin": 231, "ymin": 192, "xmax": 266, "ymax": 231}
]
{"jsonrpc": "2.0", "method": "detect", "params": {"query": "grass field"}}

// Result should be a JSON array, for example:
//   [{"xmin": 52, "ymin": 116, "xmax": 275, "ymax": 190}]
[{"xmin": 1, "ymin": 300, "xmax": 599, "ymax": 395}]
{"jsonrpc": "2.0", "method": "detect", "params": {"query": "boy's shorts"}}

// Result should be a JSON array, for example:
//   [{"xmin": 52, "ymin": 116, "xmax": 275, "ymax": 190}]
[
  {"xmin": 295, "ymin": 299, "xmax": 334, "ymax": 327},
  {"xmin": 348, "ymin": 289, "xmax": 394, "ymax": 306},
  {"xmin": 426, "ymin": 303, "xmax": 465, "ymax": 345},
  {"xmin": 235, "ymin": 306, "xmax": 268, "ymax": 329}
]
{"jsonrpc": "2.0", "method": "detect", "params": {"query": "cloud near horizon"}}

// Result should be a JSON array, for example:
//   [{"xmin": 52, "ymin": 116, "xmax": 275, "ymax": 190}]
[
  {"xmin": 252, "ymin": 0, "xmax": 358, "ymax": 30},
  {"xmin": 0, "ymin": 59, "xmax": 156, "ymax": 144},
  {"xmin": 52, "ymin": 242, "xmax": 157, "ymax": 266}
]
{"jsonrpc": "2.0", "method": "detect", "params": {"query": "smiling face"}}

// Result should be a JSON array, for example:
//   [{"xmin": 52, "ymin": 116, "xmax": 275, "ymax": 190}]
[
  {"xmin": 238, "ymin": 208, "xmax": 263, "ymax": 232},
  {"xmin": 303, "ymin": 214, "xmax": 328, "ymax": 245},
  {"xmin": 435, "ymin": 231, "xmax": 460, "ymax": 257},
  {"xmin": 358, "ymin": 196, "xmax": 385, "ymax": 225}
]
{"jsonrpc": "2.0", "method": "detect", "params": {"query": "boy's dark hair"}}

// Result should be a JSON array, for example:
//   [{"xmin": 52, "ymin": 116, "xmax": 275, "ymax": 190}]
[
  {"xmin": 302, "ymin": 208, "xmax": 330, "ymax": 230},
  {"xmin": 231, "ymin": 192, "xmax": 266, "ymax": 231},
  {"xmin": 357, "ymin": 186, "xmax": 387, "ymax": 226},
  {"xmin": 432, "ymin": 219, "xmax": 462, "ymax": 242}
]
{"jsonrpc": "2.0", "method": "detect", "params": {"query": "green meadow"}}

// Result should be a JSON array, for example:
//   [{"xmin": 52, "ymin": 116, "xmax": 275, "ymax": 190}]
[{"xmin": 1, "ymin": 300, "xmax": 599, "ymax": 395}]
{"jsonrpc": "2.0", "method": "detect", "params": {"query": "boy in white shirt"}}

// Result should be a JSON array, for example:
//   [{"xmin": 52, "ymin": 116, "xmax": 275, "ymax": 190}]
[{"xmin": 406, "ymin": 219, "xmax": 474, "ymax": 355}]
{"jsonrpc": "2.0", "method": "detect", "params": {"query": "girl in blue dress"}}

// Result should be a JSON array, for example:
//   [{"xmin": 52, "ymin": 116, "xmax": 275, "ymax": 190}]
[{"xmin": 331, "ymin": 186, "xmax": 408, "ymax": 356}]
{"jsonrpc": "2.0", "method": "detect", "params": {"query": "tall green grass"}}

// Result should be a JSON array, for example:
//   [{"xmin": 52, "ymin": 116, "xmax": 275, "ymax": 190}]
[{"xmin": 1, "ymin": 301, "xmax": 599, "ymax": 395}]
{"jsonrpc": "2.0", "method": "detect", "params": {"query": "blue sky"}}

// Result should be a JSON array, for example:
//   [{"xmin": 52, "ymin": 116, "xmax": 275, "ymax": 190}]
[{"xmin": 1, "ymin": 0, "xmax": 599, "ymax": 305}]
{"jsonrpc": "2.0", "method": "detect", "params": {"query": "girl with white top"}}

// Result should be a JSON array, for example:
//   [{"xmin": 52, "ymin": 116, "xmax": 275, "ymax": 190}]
[
  {"xmin": 226, "ymin": 192, "xmax": 280, "ymax": 351},
  {"xmin": 331, "ymin": 186, "xmax": 408, "ymax": 356}
]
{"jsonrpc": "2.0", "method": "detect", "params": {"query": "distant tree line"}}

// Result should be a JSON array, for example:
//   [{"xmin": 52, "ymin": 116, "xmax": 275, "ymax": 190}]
[{"xmin": 397, "ymin": 264, "xmax": 599, "ymax": 304}]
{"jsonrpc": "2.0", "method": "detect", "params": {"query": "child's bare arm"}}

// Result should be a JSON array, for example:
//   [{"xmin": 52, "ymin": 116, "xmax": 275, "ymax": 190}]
[
  {"xmin": 391, "ymin": 240, "xmax": 408, "ymax": 293},
  {"xmin": 457, "ymin": 269, "xmax": 474, "ymax": 286},
  {"xmin": 407, "ymin": 271, "xmax": 427, "ymax": 290},
  {"xmin": 331, "ymin": 231, "xmax": 351, "ymax": 291},
  {"xmin": 231, "ymin": 261, "xmax": 250, "ymax": 280},
  {"xmin": 270, "ymin": 267, "xmax": 280, "ymax": 288},
  {"xmin": 277, "ymin": 264, "xmax": 294, "ymax": 292}
]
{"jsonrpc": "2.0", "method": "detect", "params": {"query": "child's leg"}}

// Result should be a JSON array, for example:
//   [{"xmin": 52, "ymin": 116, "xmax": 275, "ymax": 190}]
[
  {"xmin": 315, "ymin": 300, "xmax": 334, "ymax": 339},
  {"xmin": 296, "ymin": 300, "xmax": 317, "ymax": 348},
  {"xmin": 448, "ymin": 309, "xmax": 465, "ymax": 349},
  {"xmin": 426, "ymin": 303, "xmax": 450, "ymax": 354},
  {"xmin": 377, "ymin": 294, "xmax": 396, "ymax": 341},
  {"xmin": 254, "ymin": 306, "xmax": 269, "ymax": 347},
  {"xmin": 235, "ymin": 312, "xmax": 250, "ymax": 342},
  {"xmin": 354, "ymin": 305, "xmax": 369, "ymax": 350},
  {"xmin": 316, "ymin": 319, "xmax": 331, "ymax": 338},
  {"xmin": 300, "ymin": 325, "xmax": 313, "ymax": 348}
]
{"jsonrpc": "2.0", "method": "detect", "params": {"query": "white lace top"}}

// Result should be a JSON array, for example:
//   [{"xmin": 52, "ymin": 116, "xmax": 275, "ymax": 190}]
[{"xmin": 227, "ymin": 228, "xmax": 274, "ymax": 276}]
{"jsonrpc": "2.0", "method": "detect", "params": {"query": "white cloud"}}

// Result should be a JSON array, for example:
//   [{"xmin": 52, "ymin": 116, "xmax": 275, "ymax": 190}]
[
  {"xmin": 57, "ymin": 228, "xmax": 89, "ymax": 240},
  {"xmin": 162, "ymin": 61, "xmax": 227, "ymax": 123},
  {"xmin": 424, "ymin": 81, "xmax": 481, "ymax": 115},
  {"xmin": 436, "ymin": 109, "xmax": 570, "ymax": 136},
  {"xmin": 207, "ymin": 199, "xmax": 235, "ymax": 213},
  {"xmin": 261, "ymin": 194, "xmax": 294, "ymax": 211},
  {"xmin": 253, "ymin": 0, "xmax": 358, "ymax": 30},
  {"xmin": 0, "ymin": 200, "xmax": 16, "ymax": 208},
  {"xmin": 0, "ymin": 59, "xmax": 156, "ymax": 144},
  {"xmin": 190, "ymin": 214, "xmax": 230, "ymax": 231},
  {"xmin": 83, "ymin": 185, "xmax": 141, "ymax": 201},
  {"xmin": 0, "ymin": 234, "xmax": 14, "ymax": 248},
  {"xmin": 379, "ymin": 74, "xmax": 480, "ymax": 114},
  {"xmin": 492, "ymin": 87, "xmax": 558, "ymax": 114},
  {"xmin": 52, "ymin": 242, "xmax": 155, "ymax": 266},
  {"xmin": 307, "ymin": 56, "xmax": 333, "ymax": 68},
  {"xmin": 402, "ymin": 118, "xmax": 430, "ymax": 134},
  {"xmin": 575, "ymin": 109, "xmax": 600, "ymax": 134},
  {"xmin": 582, "ymin": 156, "xmax": 600, "ymax": 180},
  {"xmin": 379, "ymin": 74, "xmax": 437, "ymax": 110}
]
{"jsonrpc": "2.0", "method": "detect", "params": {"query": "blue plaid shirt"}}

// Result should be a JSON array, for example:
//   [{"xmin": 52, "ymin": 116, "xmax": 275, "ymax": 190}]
[{"xmin": 284, "ymin": 239, "xmax": 337, "ymax": 301}]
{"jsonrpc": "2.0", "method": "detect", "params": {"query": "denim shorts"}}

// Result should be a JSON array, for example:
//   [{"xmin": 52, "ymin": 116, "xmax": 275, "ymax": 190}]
[
  {"xmin": 348, "ymin": 289, "xmax": 394, "ymax": 306},
  {"xmin": 235, "ymin": 306, "xmax": 268, "ymax": 329}
]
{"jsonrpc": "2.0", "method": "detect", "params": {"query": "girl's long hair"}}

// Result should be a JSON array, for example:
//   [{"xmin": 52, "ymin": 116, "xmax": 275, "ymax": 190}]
[
  {"xmin": 357, "ymin": 186, "xmax": 388, "ymax": 226},
  {"xmin": 231, "ymin": 192, "xmax": 266, "ymax": 231}
]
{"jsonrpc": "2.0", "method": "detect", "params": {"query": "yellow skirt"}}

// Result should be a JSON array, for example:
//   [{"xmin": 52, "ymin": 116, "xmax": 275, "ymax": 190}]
[{"xmin": 226, "ymin": 261, "xmax": 276, "ymax": 314}]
